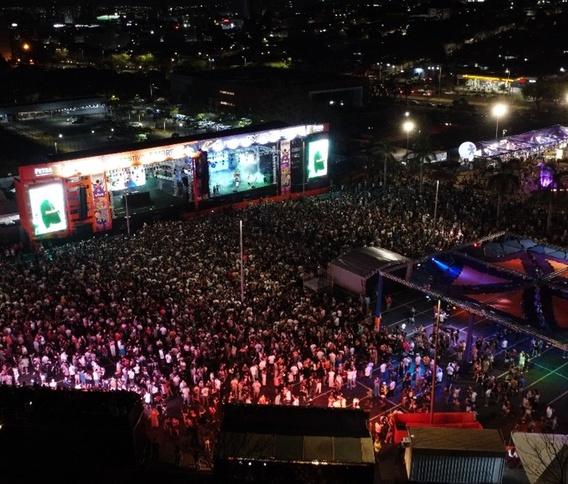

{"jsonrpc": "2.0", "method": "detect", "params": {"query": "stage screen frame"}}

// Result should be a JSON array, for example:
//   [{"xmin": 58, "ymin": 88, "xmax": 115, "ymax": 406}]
[
  {"xmin": 307, "ymin": 138, "xmax": 329, "ymax": 180},
  {"xmin": 29, "ymin": 183, "xmax": 68, "ymax": 236}
]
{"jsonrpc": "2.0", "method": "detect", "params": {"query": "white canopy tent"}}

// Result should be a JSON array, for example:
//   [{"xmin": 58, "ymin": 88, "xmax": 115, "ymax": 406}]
[{"xmin": 328, "ymin": 246, "xmax": 409, "ymax": 296}]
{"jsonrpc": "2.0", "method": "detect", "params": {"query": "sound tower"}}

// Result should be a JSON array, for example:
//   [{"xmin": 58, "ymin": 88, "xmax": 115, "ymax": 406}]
[
  {"xmin": 197, "ymin": 151, "xmax": 210, "ymax": 199},
  {"xmin": 78, "ymin": 185, "xmax": 88, "ymax": 220},
  {"xmin": 74, "ymin": 223, "xmax": 93, "ymax": 239}
]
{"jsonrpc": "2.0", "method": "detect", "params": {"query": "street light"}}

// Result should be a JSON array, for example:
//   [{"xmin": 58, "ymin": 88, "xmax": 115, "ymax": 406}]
[
  {"xmin": 433, "ymin": 179, "xmax": 440, "ymax": 232},
  {"xmin": 492, "ymin": 103, "xmax": 507, "ymax": 140},
  {"xmin": 54, "ymin": 133, "xmax": 62, "ymax": 153},
  {"xmin": 403, "ymin": 120, "xmax": 415, "ymax": 159}
]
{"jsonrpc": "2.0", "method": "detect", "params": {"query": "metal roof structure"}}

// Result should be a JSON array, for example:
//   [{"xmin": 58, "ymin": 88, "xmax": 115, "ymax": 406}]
[
  {"xmin": 379, "ymin": 232, "xmax": 568, "ymax": 350},
  {"xmin": 216, "ymin": 404, "xmax": 374, "ymax": 466},
  {"xmin": 408, "ymin": 426, "xmax": 505, "ymax": 455},
  {"xmin": 330, "ymin": 246, "xmax": 409, "ymax": 278},
  {"xmin": 474, "ymin": 124, "xmax": 568, "ymax": 158}
]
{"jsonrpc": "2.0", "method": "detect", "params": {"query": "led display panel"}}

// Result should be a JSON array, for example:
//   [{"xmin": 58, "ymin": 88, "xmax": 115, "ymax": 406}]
[
  {"xmin": 307, "ymin": 138, "xmax": 329, "ymax": 179},
  {"xmin": 29, "ymin": 183, "xmax": 67, "ymax": 236}
]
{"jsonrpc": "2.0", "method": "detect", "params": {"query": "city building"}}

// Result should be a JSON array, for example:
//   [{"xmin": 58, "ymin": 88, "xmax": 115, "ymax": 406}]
[{"xmin": 170, "ymin": 67, "xmax": 366, "ymax": 111}]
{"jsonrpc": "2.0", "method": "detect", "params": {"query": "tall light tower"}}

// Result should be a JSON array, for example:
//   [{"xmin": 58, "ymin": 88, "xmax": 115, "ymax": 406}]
[
  {"xmin": 403, "ymin": 120, "xmax": 415, "ymax": 160},
  {"xmin": 492, "ymin": 103, "xmax": 507, "ymax": 140}
]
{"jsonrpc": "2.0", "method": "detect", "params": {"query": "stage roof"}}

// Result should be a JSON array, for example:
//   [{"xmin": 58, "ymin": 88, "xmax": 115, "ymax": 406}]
[{"xmin": 380, "ymin": 233, "xmax": 568, "ymax": 348}]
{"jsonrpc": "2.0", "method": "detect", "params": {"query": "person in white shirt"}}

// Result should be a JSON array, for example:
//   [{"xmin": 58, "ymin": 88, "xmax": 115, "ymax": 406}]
[
  {"xmin": 335, "ymin": 373, "xmax": 343, "ymax": 390},
  {"xmin": 347, "ymin": 368, "xmax": 357, "ymax": 389},
  {"xmin": 328, "ymin": 369, "xmax": 335, "ymax": 388},
  {"xmin": 380, "ymin": 362, "xmax": 387, "ymax": 378}
]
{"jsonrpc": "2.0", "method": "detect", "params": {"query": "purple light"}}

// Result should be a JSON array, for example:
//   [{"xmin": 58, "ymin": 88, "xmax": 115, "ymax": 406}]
[{"xmin": 539, "ymin": 163, "xmax": 554, "ymax": 189}]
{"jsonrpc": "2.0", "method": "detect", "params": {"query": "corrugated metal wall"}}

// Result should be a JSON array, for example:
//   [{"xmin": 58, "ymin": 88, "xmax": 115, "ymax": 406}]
[{"xmin": 409, "ymin": 453, "xmax": 505, "ymax": 484}]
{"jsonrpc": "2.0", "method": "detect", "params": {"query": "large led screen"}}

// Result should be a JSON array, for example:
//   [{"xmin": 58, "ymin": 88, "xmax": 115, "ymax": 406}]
[
  {"xmin": 307, "ymin": 138, "xmax": 329, "ymax": 179},
  {"xmin": 206, "ymin": 146, "xmax": 276, "ymax": 198},
  {"xmin": 106, "ymin": 165, "xmax": 147, "ymax": 191},
  {"xmin": 29, "ymin": 183, "xmax": 67, "ymax": 236}
]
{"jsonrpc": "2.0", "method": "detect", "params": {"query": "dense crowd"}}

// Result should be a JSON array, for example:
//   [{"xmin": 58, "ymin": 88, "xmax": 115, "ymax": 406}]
[{"xmin": 0, "ymin": 172, "xmax": 563, "ymax": 459}]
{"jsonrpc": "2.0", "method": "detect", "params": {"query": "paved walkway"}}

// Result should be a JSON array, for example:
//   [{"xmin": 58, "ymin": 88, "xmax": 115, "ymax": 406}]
[{"xmin": 141, "ymin": 286, "xmax": 567, "ymax": 482}]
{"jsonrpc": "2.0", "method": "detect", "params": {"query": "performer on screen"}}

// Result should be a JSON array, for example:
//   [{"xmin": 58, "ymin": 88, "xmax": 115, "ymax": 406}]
[{"xmin": 40, "ymin": 199, "xmax": 61, "ymax": 228}]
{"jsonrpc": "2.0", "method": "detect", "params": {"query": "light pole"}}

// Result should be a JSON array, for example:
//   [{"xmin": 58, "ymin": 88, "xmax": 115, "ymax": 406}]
[
  {"xmin": 240, "ymin": 220, "xmax": 244, "ymax": 303},
  {"xmin": 302, "ymin": 139, "xmax": 306, "ymax": 196},
  {"xmin": 492, "ymin": 103, "xmax": 507, "ymax": 140},
  {"xmin": 403, "ymin": 120, "xmax": 415, "ymax": 160},
  {"xmin": 433, "ymin": 179, "xmax": 440, "ymax": 232},
  {"xmin": 430, "ymin": 299, "xmax": 442, "ymax": 421},
  {"xmin": 124, "ymin": 191, "xmax": 131, "ymax": 236},
  {"xmin": 54, "ymin": 133, "xmax": 62, "ymax": 154},
  {"xmin": 437, "ymin": 65, "xmax": 442, "ymax": 96},
  {"xmin": 150, "ymin": 83, "xmax": 158, "ymax": 99}
]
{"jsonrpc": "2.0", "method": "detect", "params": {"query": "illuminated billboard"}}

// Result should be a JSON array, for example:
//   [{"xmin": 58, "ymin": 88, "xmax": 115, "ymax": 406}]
[
  {"xmin": 29, "ymin": 183, "xmax": 67, "ymax": 236},
  {"xmin": 307, "ymin": 138, "xmax": 329, "ymax": 180}
]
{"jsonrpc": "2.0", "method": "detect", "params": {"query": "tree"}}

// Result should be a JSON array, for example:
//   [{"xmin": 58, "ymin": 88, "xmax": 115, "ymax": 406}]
[
  {"xmin": 521, "ymin": 80, "xmax": 563, "ymax": 111},
  {"xmin": 134, "ymin": 53, "xmax": 157, "ymax": 71},
  {"xmin": 109, "ymin": 53, "xmax": 131, "ymax": 71},
  {"xmin": 367, "ymin": 139, "xmax": 397, "ymax": 188},
  {"xmin": 513, "ymin": 432, "xmax": 568, "ymax": 484},
  {"xmin": 401, "ymin": 82, "xmax": 413, "ymax": 107},
  {"xmin": 54, "ymin": 47, "xmax": 69, "ymax": 64},
  {"xmin": 425, "ymin": 162, "xmax": 459, "ymax": 187},
  {"xmin": 485, "ymin": 164, "xmax": 520, "ymax": 220}
]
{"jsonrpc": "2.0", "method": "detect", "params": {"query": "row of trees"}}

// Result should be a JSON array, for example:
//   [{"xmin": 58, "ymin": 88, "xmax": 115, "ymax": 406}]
[{"xmin": 521, "ymin": 79, "xmax": 568, "ymax": 111}]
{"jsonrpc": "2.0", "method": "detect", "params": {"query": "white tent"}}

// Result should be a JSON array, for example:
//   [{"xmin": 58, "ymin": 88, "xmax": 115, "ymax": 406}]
[
  {"xmin": 328, "ymin": 246, "xmax": 408, "ymax": 295},
  {"xmin": 511, "ymin": 432, "xmax": 568, "ymax": 484}
]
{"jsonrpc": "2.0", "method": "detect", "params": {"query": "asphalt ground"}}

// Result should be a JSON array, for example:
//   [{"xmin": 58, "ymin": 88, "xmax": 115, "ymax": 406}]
[{"xmin": 137, "ymin": 284, "xmax": 567, "ymax": 483}]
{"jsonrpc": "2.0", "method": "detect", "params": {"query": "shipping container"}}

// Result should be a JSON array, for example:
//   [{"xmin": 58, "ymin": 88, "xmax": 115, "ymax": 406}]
[{"xmin": 404, "ymin": 426, "xmax": 505, "ymax": 484}]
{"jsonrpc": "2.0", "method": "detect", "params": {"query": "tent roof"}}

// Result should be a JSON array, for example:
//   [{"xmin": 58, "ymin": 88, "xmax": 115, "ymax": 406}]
[
  {"xmin": 474, "ymin": 125, "xmax": 568, "ymax": 158},
  {"xmin": 220, "ymin": 404, "xmax": 371, "ymax": 438},
  {"xmin": 216, "ymin": 405, "xmax": 374, "ymax": 465},
  {"xmin": 330, "ymin": 246, "xmax": 409, "ymax": 278},
  {"xmin": 511, "ymin": 432, "xmax": 568, "ymax": 484},
  {"xmin": 303, "ymin": 277, "xmax": 332, "ymax": 293},
  {"xmin": 408, "ymin": 426, "xmax": 504, "ymax": 455}
]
